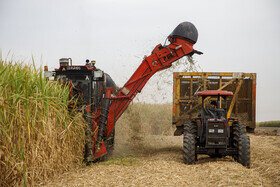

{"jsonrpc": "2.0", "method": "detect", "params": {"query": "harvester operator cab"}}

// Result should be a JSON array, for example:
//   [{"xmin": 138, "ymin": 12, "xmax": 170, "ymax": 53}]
[{"xmin": 52, "ymin": 58, "xmax": 117, "ymax": 110}]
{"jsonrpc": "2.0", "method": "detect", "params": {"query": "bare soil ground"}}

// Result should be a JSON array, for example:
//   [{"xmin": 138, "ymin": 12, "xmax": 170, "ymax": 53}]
[{"xmin": 41, "ymin": 132, "xmax": 280, "ymax": 186}]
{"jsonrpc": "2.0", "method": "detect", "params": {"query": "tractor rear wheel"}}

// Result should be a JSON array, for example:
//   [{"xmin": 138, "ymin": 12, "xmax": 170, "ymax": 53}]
[
  {"xmin": 234, "ymin": 121, "xmax": 246, "ymax": 134},
  {"xmin": 231, "ymin": 121, "xmax": 246, "ymax": 161},
  {"xmin": 237, "ymin": 134, "xmax": 250, "ymax": 168},
  {"xmin": 184, "ymin": 121, "xmax": 197, "ymax": 135},
  {"xmin": 183, "ymin": 132, "xmax": 196, "ymax": 164}
]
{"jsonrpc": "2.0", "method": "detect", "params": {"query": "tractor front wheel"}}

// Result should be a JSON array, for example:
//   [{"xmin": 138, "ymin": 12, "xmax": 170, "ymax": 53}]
[
  {"xmin": 237, "ymin": 134, "xmax": 250, "ymax": 168},
  {"xmin": 231, "ymin": 121, "xmax": 246, "ymax": 161}
]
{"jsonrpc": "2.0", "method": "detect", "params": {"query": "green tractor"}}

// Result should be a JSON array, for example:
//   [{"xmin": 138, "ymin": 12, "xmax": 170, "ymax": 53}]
[{"xmin": 183, "ymin": 90, "xmax": 250, "ymax": 167}]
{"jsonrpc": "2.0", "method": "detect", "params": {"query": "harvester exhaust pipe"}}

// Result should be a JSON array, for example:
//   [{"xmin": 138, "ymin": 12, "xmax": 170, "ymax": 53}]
[{"xmin": 59, "ymin": 58, "xmax": 72, "ymax": 66}]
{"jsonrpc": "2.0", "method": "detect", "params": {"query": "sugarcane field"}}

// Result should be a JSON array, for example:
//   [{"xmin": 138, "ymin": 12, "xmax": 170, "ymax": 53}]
[{"xmin": 0, "ymin": 0, "xmax": 280, "ymax": 186}]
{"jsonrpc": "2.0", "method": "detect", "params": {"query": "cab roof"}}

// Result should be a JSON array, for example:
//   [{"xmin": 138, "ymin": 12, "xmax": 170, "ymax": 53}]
[{"xmin": 196, "ymin": 90, "xmax": 233, "ymax": 96}]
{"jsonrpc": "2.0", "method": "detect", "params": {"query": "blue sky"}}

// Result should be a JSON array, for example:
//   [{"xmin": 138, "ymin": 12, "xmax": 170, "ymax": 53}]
[{"xmin": 0, "ymin": 0, "xmax": 279, "ymax": 121}]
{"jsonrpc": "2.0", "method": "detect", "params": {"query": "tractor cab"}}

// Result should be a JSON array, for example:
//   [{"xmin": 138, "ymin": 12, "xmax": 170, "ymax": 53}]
[
  {"xmin": 195, "ymin": 90, "xmax": 233, "ymax": 149},
  {"xmin": 197, "ymin": 90, "xmax": 233, "ymax": 121}
]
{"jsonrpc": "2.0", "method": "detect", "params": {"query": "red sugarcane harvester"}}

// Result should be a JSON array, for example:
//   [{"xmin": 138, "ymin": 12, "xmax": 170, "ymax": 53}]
[{"xmin": 46, "ymin": 22, "xmax": 202, "ymax": 162}]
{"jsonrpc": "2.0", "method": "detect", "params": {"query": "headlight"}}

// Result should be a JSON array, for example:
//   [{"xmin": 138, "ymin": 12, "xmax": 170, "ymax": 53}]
[
  {"xmin": 218, "ymin": 129, "xmax": 224, "ymax": 133},
  {"xmin": 94, "ymin": 70, "xmax": 103, "ymax": 78},
  {"xmin": 209, "ymin": 129, "xmax": 215, "ymax": 133}
]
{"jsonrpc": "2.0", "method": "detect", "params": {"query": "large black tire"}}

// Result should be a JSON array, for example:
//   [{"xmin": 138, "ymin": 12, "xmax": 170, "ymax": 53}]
[
  {"xmin": 231, "ymin": 121, "xmax": 250, "ymax": 167},
  {"xmin": 237, "ymin": 134, "xmax": 250, "ymax": 168},
  {"xmin": 183, "ymin": 132, "xmax": 196, "ymax": 164},
  {"xmin": 184, "ymin": 121, "xmax": 197, "ymax": 135},
  {"xmin": 231, "ymin": 121, "xmax": 246, "ymax": 161},
  {"xmin": 183, "ymin": 121, "xmax": 198, "ymax": 163},
  {"xmin": 232, "ymin": 121, "xmax": 246, "ymax": 137}
]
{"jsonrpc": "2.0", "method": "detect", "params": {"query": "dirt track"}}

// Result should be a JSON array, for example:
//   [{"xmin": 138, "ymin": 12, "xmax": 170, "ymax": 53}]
[{"xmin": 42, "ymin": 133, "xmax": 280, "ymax": 186}]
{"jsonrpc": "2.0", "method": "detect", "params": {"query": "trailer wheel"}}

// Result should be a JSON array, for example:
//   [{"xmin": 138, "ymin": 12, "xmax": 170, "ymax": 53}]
[
  {"xmin": 237, "ymin": 134, "xmax": 250, "ymax": 168},
  {"xmin": 183, "ymin": 132, "xmax": 196, "ymax": 164}
]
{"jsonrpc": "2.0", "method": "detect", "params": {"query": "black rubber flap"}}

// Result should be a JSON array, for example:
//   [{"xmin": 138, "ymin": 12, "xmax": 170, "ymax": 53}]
[{"xmin": 169, "ymin": 22, "xmax": 198, "ymax": 44}]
